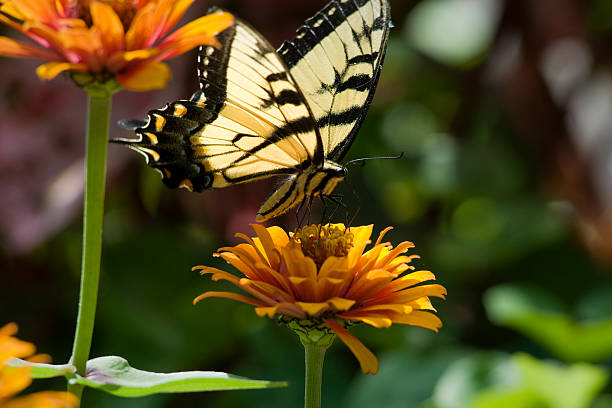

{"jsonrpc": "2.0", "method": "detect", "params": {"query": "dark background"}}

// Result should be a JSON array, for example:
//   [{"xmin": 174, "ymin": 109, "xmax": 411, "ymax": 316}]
[{"xmin": 1, "ymin": 0, "xmax": 612, "ymax": 407}]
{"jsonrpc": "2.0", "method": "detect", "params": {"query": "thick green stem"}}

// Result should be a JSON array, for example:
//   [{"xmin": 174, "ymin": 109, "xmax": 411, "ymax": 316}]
[
  {"xmin": 67, "ymin": 92, "xmax": 111, "ymax": 401},
  {"xmin": 303, "ymin": 343, "xmax": 327, "ymax": 408}
]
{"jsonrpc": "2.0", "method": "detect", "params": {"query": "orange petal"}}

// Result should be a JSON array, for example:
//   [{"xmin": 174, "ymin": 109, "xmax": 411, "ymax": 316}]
[
  {"xmin": 374, "ymin": 226, "xmax": 393, "ymax": 246},
  {"xmin": 409, "ymin": 297, "xmax": 436, "ymax": 311},
  {"xmin": 90, "ymin": 1, "xmax": 125, "ymax": 56},
  {"xmin": 235, "ymin": 232, "xmax": 269, "ymax": 266},
  {"xmin": 318, "ymin": 256, "xmax": 349, "ymax": 280},
  {"xmin": 0, "ymin": 334, "xmax": 35, "ymax": 363},
  {"xmin": 218, "ymin": 252, "xmax": 261, "ymax": 280},
  {"xmin": 347, "ymin": 225, "xmax": 373, "ymax": 268},
  {"xmin": 288, "ymin": 275, "xmax": 318, "ymax": 301},
  {"xmin": 219, "ymin": 244, "xmax": 260, "ymax": 270},
  {"xmin": 0, "ymin": 322, "xmax": 18, "ymax": 336},
  {"xmin": 353, "ymin": 304, "xmax": 412, "ymax": 314},
  {"xmin": 324, "ymin": 318, "xmax": 378, "ymax": 375},
  {"xmin": 345, "ymin": 269, "xmax": 394, "ymax": 300},
  {"xmin": 125, "ymin": 1, "xmax": 156, "ymax": 50},
  {"xmin": 197, "ymin": 266, "xmax": 242, "ymax": 285},
  {"xmin": 251, "ymin": 224, "xmax": 281, "ymax": 269},
  {"xmin": 26, "ymin": 353, "xmax": 51, "ymax": 364},
  {"xmin": 36, "ymin": 61, "xmax": 87, "ymax": 80},
  {"xmin": 193, "ymin": 291, "xmax": 265, "ymax": 307},
  {"xmin": 358, "ymin": 244, "xmax": 386, "ymax": 277},
  {"xmin": 154, "ymin": 34, "xmax": 220, "ymax": 61},
  {"xmin": 391, "ymin": 310, "xmax": 443, "ymax": 331},
  {"xmin": 0, "ymin": 366, "xmax": 31, "ymax": 400},
  {"xmin": 388, "ymin": 270, "xmax": 436, "ymax": 292},
  {"xmin": 296, "ymin": 302, "xmax": 330, "ymax": 316},
  {"xmin": 6, "ymin": 0, "xmax": 58, "ymax": 25},
  {"xmin": 348, "ymin": 225, "xmax": 373, "ymax": 245},
  {"xmin": 255, "ymin": 303, "xmax": 306, "ymax": 319},
  {"xmin": 327, "ymin": 297, "xmax": 355, "ymax": 312},
  {"xmin": 156, "ymin": 0, "xmax": 194, "ymax": 40},
  {"xmin": 390, "ymin": 284, "xmax": 447, "ymax": 304},
  {"xmin": 375, "ymin": 241, "xmax": 415, "ymax": 269},
  {"xmin": 26, "ymin": 23, "xmax": 101, "ymax": 68},
  {"xmin": 116, "ymin": 61, "xmax": 170, "ymax": 91},
  {"xmin": 2, "ymin": 390, "xmax": 79, "ymax": 408},
  {"xmin": 159, "ymin": 10, "xmax": 233, "ymax": 47},
  {"xmin": 345, "ymin": 314, "xmax": 393, "ymax": 328},
  {"xmin": 282, "ymin": 246, "xmax": 317, "ymax": 280},
  {"xmin": 0, "ymin": 36, "xmax": 58, "ymax": 59},
  {"xmin": 267, "ymin": 226, "xmax": 290, "ymax": 249},
  {"xmin": 242, "ymin": 278, "xmax": 293, "ymax": 302},
  {"xmin": 257, "ymin": 263, "xmax": 295, "ymax": 297}
]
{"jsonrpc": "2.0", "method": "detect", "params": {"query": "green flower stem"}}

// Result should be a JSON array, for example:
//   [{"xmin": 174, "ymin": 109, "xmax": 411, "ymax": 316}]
[
  {"xmin": 304, "ymin": 342, "xmax": 328, "ymax": 408},
  {"xmin": 288, "ymin": 319, "xmax": 335, "ymax": 408},
  {"xmin": 67, "ymin": 91, "xmax": 112, "ymax": 401}
]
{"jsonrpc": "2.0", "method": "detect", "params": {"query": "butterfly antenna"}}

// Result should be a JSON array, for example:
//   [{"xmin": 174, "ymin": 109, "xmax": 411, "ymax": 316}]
[{"xmin": 345, "ymin": 152, "xmax": 404, "ymax": 168}]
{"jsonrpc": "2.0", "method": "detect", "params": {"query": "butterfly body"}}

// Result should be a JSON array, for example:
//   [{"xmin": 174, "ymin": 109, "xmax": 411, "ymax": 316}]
[{"xmin": 116, "ymin": 0, "xmax": 390, "ymax": 221}]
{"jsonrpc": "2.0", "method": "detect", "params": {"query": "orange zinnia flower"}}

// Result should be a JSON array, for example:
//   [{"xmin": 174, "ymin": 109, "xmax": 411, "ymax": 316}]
[
  {"xmin": 0, "ymin": 323, "xmax": 78, "ymax": 407},
  {"xmin": 194, "ymin": 224, "xmax": 447, "ymax": 375},
  {"xmin": 0, "ymin": 0, "xmax": 233, "ymax": 91}
]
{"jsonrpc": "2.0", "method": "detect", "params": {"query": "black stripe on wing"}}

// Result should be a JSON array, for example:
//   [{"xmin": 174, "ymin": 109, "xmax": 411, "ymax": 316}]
[
  {"xmin": 119, "ymin": 101, "xmax": 220, "ymax": 192},
  {"xmin": 277, "ymin": 0, "xmax": 391, "ymax": 162}
]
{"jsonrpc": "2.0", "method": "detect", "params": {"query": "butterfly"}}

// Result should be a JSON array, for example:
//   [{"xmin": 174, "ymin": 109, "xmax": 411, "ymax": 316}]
[{"xmin": 115, "ymin": 0, "xmax": 391, "ymax": 221}]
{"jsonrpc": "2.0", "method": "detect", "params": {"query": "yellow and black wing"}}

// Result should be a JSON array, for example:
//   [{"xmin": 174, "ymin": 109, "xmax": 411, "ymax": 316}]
[
  {"xmin": 117, "ymin": 10, "xmax": 322, "ymax": 192},
  {"xmin": 278, "ymin": 0, "xmax": 391, "ymax": 162}
]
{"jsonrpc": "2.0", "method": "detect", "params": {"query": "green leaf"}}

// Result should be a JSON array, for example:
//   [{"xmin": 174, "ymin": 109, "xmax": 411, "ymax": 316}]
[
  {"xmin": 5, "ymin": 358, "xmax": 76, "ymax": 378},
  {"xmin": 484, "ymin": 284, "xmax": 612, "ymax": 362},
  {"xmin": 74, "ymin": 356, "xmax": 286, "ymax": 397},
  {"xmin": 471, "ymin": 389, "xmax": 548, "ymax": 408},
  {"xmin": 432, "ymin": 352, "xmax": 518, "ymax": 408},
  {"xmin": 514, "ymin": 353, "xmax": 609, "ymax": 408}
]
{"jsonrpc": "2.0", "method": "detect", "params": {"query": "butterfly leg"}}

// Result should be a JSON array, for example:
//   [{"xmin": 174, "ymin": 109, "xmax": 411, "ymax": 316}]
[
  {"xmin": 295, "ymin": 196, "xmax": 308, "ymax": 227},
  {"xmin": 325, "ymin": 193, "xmax": 349, "ymax": 224},
  {"xmin": 296, "ymin": 195, "xmax": 314, "ymax": 227}
]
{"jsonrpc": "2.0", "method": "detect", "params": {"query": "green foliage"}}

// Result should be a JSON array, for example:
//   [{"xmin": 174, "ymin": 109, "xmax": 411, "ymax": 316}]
[
  {"xmin": 485, "ymin": 284, "xmax": 612, "ymax": 362},
  {"xmin": 514, "ymin": 353, "xmax": 608, "ymax": 408},
  {"xmin": 6, "ymin": 358, "xmax": 75, "ymax": 378},
  {"xmin": 7, "ymin": 356, "xmax": 286, "ymax": 398},
  {"xmin": 76, "ymin": 356, "xmax": 285, "ymax": 397},
  {"xmin": 431, "ymin": 353, "xmax": 609, "ymax": 408}
]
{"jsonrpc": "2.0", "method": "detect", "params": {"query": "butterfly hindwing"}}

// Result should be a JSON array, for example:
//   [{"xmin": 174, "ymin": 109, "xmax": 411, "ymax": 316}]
[{"xmin": 278, "ymin": 0, "xmax": 390, "ymax": 162}]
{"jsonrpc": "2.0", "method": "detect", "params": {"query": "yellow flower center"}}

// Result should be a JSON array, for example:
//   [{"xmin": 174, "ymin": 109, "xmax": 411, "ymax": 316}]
[{"xmin": 293, "ymin": 224, "xmax": 353, "ymax": 268}]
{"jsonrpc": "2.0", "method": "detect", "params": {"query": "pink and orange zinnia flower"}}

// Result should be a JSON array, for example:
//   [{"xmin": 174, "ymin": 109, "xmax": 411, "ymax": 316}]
[
  {"xmin": 0, "ymin": 323, "xmax": 78, "ymax": 408},
  {"xmin": 0, "ymin": 0, "xmax": 233, "ymax": 91},
  {"xmin": 194, "ymin": 224, "xmax": 447, "ymax": 375}
]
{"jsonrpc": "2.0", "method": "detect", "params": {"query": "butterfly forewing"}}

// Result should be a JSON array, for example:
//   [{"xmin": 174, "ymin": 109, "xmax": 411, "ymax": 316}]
[
  {"xmin": 192, "ymin": 20, "xmax": 323, "ymax": 188},
  {"xmin": 278, "ymin": 0, "xmax": 390, "ymax": 162},
  {"xmin": 123, "ymin": 14, "xmax": 322, "ymax": 191}
]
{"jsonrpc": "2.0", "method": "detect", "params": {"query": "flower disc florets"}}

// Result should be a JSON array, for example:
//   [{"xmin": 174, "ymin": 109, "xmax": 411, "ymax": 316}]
[{"xmin": 293, "ymin": 224, "xmax": 353, "ymax": 268}]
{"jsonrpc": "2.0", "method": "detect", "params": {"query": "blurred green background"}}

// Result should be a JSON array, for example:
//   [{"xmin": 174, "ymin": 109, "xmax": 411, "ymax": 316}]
[{"xmin": 2, "ymin": 0, "xmax": 612, "ymax": 407}]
